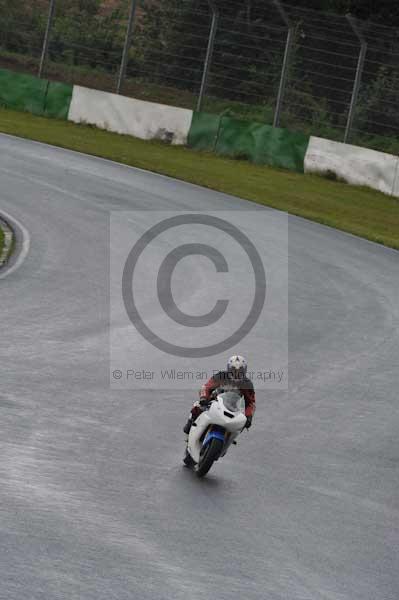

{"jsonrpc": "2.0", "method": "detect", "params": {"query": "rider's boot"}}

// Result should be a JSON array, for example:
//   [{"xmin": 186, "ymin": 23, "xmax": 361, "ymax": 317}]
[
  {"xmin": 183, "ymin": 417, "xmax": 192, "ymax": 434},
  {"xmin": 183, "ymin": 403, "xmax": 204, "ymax": 434}
]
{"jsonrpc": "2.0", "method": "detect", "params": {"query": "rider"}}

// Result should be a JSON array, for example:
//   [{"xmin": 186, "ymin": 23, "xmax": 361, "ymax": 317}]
[{"xmin": 183, "ymin": 355, "xmax": 255, "ymax": 434}]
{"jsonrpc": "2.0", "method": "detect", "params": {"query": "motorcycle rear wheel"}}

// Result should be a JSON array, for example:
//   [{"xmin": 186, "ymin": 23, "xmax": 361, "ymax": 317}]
[{"xmin": 196, "ymin": 438, "xmax": 223, "ymax": 477}]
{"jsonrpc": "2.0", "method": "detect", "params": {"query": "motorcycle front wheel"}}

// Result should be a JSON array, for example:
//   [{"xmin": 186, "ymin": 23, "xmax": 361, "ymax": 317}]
[{"xmin": 196, "ymin": 438, "xmax": 224, "ymax": 478}]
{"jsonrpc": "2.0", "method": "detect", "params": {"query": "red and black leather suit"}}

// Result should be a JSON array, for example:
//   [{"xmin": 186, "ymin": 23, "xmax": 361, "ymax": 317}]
[{"xmin": 191, "ymin": 370, "xmax": 256, "ymax": 421}]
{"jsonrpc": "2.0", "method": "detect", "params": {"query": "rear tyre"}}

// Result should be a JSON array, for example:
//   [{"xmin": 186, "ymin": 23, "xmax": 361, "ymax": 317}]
[{"xmin": 196, "ymin": 438, "xmax": 224, "ymax": 478}]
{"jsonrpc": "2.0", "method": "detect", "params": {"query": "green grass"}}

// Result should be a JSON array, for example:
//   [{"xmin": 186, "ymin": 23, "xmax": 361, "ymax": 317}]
[
  {"xmin": 0, "ymin": 106, "xmax": 398, "ymax": 250},
  {"xmin": 0, "ymin": 218, "xmax": 14, "ymax": 266}
]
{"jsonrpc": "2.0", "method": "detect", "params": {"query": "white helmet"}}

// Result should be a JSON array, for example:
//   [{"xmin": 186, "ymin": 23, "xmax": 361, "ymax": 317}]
[{"xmin": 227, "ymin": 355, "xmax": 248, "ymax": 379}]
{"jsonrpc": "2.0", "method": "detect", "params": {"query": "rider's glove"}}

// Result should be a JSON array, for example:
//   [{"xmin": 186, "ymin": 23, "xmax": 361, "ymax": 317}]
[
  {"xmin": 199, "ymin": 396, "xmax": 209, "ymax": 407},
  {"xmin": 245, "ymin": 415, "xmax": 253, "ymax": 429}
]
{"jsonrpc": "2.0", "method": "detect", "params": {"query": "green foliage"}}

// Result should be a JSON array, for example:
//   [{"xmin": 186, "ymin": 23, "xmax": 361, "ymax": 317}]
[
  {"xmin": 49, "ymin": 0, "xmax": 126, "ymax": 69},
  {"xmin": 1, "ymin": 0, "xmax": 399, "ymax": 147},
  {"xmin": 133, "ymin": 0, "xmax": 209, "ymax": 89},
  {"xmin": 355, "ymin": 66, "xmax": 399, "ymax": 138},
  {"xmin": 0, "ymin": 0, "xmax": 45, "ymax": 56},
  {"xmin": 0, "ymin": 0, "xmax": 126, "ymax": 70},
  {"xmin": 281, "ymin": 0, "xmax": 399, "ymax": 23},
  {"xmin": 205, "ymin": 4, "xmax": 282, "ymax": 105}
]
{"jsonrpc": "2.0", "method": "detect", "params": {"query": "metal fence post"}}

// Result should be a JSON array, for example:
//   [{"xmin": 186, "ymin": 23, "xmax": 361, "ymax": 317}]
[
  {"xmin": 344, "ymin": 15, "xmax": 367, "ymax": 143},
  {"xmin": 197, "ymin": 0, "xmax": 219, "ymax": 113},
  {"xmin": 116, "ymin": 0, "xmax": 137, "ymax": 94},
  {"xmin": 272, "ymin": 0, "xmax": 294, "ymax": 128},
  {"xmin": 274, "ymin": 28, "xmax": 294, "ymax": 128},
  {"xmin": 38, "ymin": 0, "xmax": 56, "ymax": 79}
]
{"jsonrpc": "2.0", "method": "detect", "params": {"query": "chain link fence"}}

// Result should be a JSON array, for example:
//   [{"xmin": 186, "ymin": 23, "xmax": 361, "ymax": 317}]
[{"xmin": 1, "ymin": 0, "xmax": 399, "ymax": 152}]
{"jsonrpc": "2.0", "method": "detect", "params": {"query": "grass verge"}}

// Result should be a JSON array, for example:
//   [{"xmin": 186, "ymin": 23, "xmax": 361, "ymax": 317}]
[
  {"xmin": 0, "ymin": 216, "xmax": 14, "ymax": 268},
  {"xmin": 0, "ymin": 106, "xmax": 398, "ymax": 250}
]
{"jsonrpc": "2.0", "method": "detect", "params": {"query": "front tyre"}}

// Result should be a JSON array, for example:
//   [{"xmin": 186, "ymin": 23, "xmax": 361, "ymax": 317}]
[{"xmin": 196, "ymin": 438, "xmax": 224, "ymax": 478}]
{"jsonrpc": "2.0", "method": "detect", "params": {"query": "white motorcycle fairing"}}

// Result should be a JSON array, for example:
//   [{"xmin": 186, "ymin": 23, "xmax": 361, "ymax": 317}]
[{"xmin": 186, "ymin": 392, "xmax": 247, "ymax": 465}]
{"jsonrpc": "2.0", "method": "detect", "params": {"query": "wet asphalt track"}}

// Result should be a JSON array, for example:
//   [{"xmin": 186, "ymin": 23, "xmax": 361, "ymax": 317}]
[{"xmin": 1, "ymin": 133, "xmax": 398, "ymax": 600}]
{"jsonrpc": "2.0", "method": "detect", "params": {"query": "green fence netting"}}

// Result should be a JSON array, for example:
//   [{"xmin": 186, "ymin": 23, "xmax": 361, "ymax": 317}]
[
  {"xmin": 216, "ymin": 116, "xmax": 309, "ymax": 172},
  {"xmin": 187, "ymin": 111, "xmax": 222, "ymax": 152},
  {"xmin": 44, "ymin": 80, "xmax": 73, "ymax": 120},
  {"xmin": 188, "ymin": 111, "xmax": 310, "ymax": 172},
  {"xmin": 0, "ymin": 68, "xmax": 48, "ymax": 115},
  {"xmin": 0, "ymin": 68, "xmax": 73, "ymax": 119}
]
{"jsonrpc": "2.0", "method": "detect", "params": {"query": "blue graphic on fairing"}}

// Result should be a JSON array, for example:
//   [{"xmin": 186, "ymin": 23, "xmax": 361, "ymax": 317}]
[{"xmin": 203, "ymin": 429, "xmax": 225, "ymax": 448}]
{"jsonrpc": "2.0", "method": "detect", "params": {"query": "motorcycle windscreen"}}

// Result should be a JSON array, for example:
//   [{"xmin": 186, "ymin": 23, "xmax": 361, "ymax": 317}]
[{"xmin": 219, "ymin": 391, "xmax": 244, "ymax": 413}]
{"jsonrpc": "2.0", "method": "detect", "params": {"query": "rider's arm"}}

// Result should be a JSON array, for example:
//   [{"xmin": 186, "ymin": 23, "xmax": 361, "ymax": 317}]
[
  {"xmin": 199, "ymin": 376, "xmax": 218, "ymax": 401},
  {"xmin": 243, "ymin": 387, "xmax": 256, "ymax": 418}
]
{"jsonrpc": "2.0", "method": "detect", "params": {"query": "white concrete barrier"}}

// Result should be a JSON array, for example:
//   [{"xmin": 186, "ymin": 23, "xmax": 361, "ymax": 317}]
[
  {"xmin": 391, "ymin": 163, "xmax": 399, "ymax": 198},
  {"xmin": 68, "ymin": 86, "xmax": 193, "ymax": 145},
  {"xmin": 305, "ymin": 136, "xmax": 399, "ymax": 196}
]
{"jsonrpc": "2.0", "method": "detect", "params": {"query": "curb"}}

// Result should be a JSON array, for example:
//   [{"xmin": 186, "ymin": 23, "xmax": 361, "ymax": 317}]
[{"xmin": 0, "ymin": 215, "xmax": 14, "ymax": 267}]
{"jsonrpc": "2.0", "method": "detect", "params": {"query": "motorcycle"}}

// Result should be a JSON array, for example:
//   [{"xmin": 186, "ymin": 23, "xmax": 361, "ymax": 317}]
[{"xmin": 183, "ymin": 389, "xmax": 247, "ymax": 477}]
